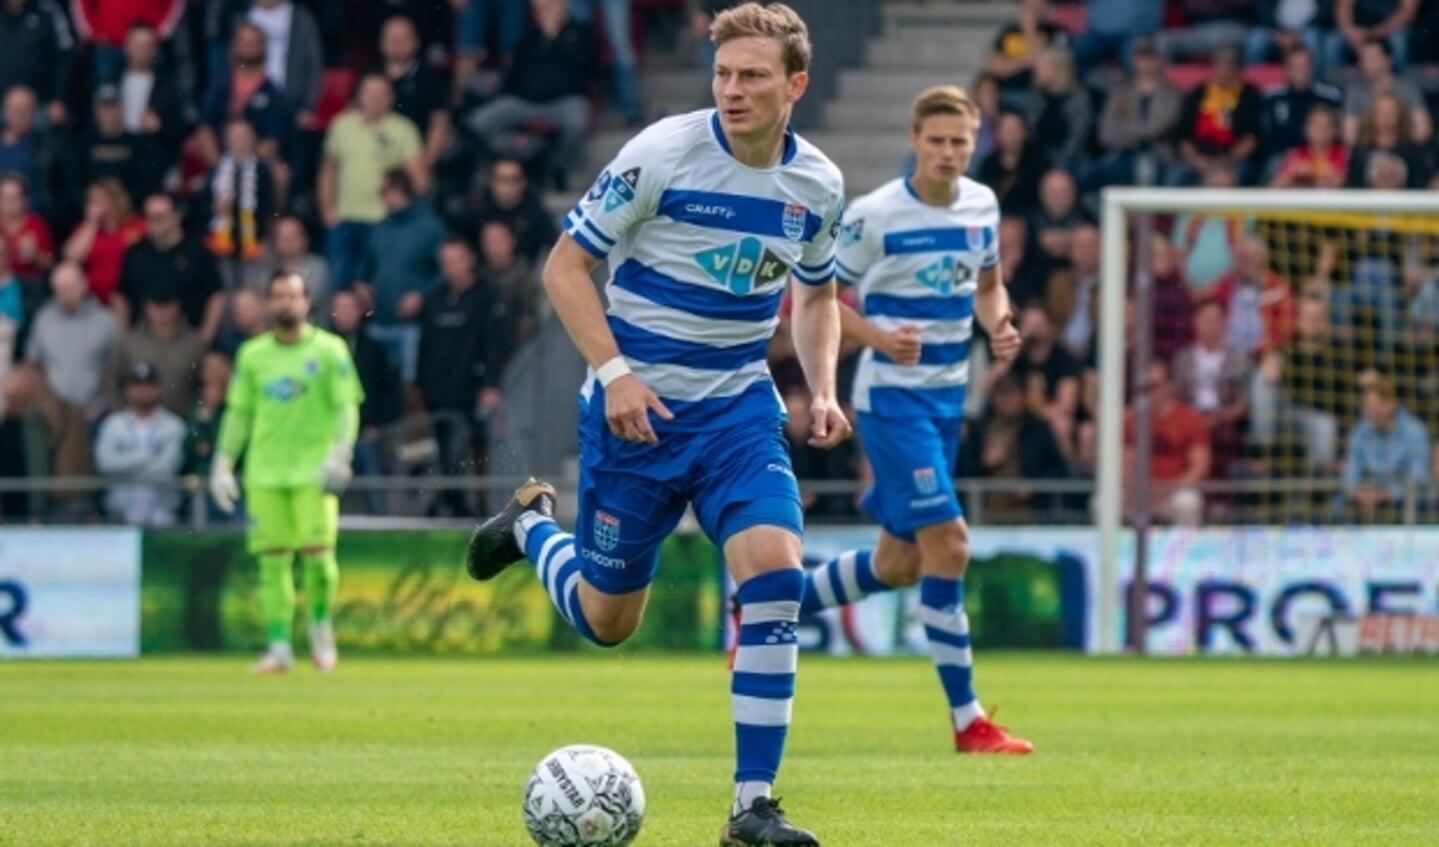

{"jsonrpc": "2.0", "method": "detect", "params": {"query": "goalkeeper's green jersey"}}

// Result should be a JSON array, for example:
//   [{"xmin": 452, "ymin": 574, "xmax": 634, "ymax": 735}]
[{"xmin": 225, "ymin": 325, "xmax": 364, "ymax": 488}]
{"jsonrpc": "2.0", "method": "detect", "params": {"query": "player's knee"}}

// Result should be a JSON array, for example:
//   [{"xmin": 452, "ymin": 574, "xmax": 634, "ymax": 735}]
[
  {"xmin": 919, "ymin": 521, "xmax": 969, "ymax": 577},
  {"xmin": 876, "ymin": 549, "xmax": 921, "ymax": 588},
  {"xmin": 586, "ymin": 614, "xmax": 639, "ymax": 646}
]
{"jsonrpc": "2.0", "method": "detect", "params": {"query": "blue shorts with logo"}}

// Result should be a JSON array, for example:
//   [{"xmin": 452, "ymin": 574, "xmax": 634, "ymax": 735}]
[
  {"xmin": 574, "ymin": 414, "xmax": 804, "ymax": 595},
  {"xmin": 857, "ymin": 412, "xmax": 964, "ymax": 542}
]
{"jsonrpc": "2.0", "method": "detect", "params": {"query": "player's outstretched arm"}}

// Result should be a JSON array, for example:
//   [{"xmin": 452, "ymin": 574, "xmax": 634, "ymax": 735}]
[
  {"xmin": 543, "ymin": 234, "xmax": 672, "ymax": 444},
  {"xmin": 974, "ymin": 267, "xmax": 1020, "ymax": 362},
  {"xmin": 837, "ymin": 300, "xmax": 921, "ymax": 366},
  {"xmin": 790, "ymin": 279, "xmax": 851, "ymax": 448}
]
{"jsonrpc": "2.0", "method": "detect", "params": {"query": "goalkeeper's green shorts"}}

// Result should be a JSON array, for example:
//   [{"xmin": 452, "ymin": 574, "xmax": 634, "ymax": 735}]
[{"xmin": 246, "ymin": 485, "xmax": 339, "ymax": 554}]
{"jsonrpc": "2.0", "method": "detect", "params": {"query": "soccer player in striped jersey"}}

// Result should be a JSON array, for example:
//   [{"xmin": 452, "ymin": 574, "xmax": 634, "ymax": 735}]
[
  {"xmin": 465, "ymin": 4, "xmax": 845, "ymax": 844},
  {"xmin": 815, "ymin": 86, "xmax": 1034, "ymax": 754}
]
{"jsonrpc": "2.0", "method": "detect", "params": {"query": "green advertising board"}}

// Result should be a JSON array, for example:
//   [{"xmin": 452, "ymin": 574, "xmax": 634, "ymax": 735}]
[{"xmin": 141, "ymin": 530, "xmax": 723, "ymax": 654}]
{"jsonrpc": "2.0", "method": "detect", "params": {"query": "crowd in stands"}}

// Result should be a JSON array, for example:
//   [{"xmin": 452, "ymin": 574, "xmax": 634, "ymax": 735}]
[{"xmin": 2, "ymin": 0, "xmax": 1439, "ymax": 528}]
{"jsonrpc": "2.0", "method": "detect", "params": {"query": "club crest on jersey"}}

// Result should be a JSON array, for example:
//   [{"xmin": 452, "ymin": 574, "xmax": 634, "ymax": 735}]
[
  {"xmin": 913, "ymin": 466, "xmax": 939, "ymax": 496},
  {"xmin": 593, "ymin": 511, "xmax": 621, "ymax": 552},
  {"xmin": 261, "ymin": 375, "xmax": 307, "ymax": 402},
  {"xmin": 782, "ymin": 203, "xmax": 807, "ymax": 242},
  {"xmin": 967, "ymin": 226, "xmax": 986, "ymax": 249},
  {"xmin": 840, "ymin": 218, "xmax": 864, "ymax": 247},
  {"xmin": 304, "ymin": 359, "xmax": 319, "ymax": 375}
]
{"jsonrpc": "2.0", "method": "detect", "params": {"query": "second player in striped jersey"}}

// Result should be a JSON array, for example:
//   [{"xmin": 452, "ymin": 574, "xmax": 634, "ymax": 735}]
[{"xmin": 806, "ymin": 85, "xmax": 1035, "ymax": 755}]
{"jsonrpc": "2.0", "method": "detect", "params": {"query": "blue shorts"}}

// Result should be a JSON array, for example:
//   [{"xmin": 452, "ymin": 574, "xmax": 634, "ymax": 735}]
[
  {"xmin": 857, "ymin": 412, "xmax": 964, "ymax": 543},
  {"xmin": 574, "ymin": 418, "xmax": 804, "ymax": 594}
]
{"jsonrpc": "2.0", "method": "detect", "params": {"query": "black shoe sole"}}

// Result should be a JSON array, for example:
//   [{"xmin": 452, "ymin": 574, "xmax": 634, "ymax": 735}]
[{"xmin": 464, "ymin": 480, "xmax": 556, "ymax": 581}]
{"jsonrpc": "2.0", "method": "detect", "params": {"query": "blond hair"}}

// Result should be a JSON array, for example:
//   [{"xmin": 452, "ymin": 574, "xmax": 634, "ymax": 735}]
[
  {"xmin": 910, "ymin": 85, "xmax": 979, "ymax": 134},
  {"xmin": 711, "ymin": 2, "xmax": 812, "ymax": 75}
]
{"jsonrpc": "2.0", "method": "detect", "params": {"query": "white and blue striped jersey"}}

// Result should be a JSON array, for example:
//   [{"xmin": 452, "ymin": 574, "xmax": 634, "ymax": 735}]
[
  {"xmin": 562, "ymin": 109, "xmax": 845, "ymax": 431},
  {"xmin": 838, "ymin": 176, "xmax": 1000, "ymax": 419}
]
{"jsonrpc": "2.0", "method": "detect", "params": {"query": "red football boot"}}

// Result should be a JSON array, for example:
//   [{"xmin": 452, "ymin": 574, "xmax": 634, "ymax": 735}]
[{"xmin": 954, "ymin": 710, "xmax": 1034, "ymax": 755}]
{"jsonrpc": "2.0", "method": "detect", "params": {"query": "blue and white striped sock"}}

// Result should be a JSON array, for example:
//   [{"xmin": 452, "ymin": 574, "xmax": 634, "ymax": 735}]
[
  {"xmin": 919, "ymin": 575, "xmax": 985, "ymax": 729},
  {"xmin": 515, "ymin": 514, "xmax": 609, "ymax": 646},
  {"xmin": 800, "ymin": 550, "xmax": 888, "ymax": 615},
  {"xmin": 731, "ymin": 568, "xmax": 803, "ymax": 815}
]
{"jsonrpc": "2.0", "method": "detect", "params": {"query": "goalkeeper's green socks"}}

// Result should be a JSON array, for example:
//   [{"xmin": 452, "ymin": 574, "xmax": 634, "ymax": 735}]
[
  {"xmin": 302, "ymin": 550, "xmax": 339, "ymax": 623},
  {"xmin": 258, "ymin": 552, "xmax": 296, "ymax": 647}
]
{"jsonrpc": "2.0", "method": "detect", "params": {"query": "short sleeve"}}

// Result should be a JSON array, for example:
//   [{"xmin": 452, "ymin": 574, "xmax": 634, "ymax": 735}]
[
  {"xmin": 834, "ymin": 201, "xmax": 880, "ymax": 287},
  {"xmin": 792, "ymin": 191, "xmax": 844, "ymax": 286},
  {"xmin": 561, "ymin": 137, "xmax": 665, "ymax": 260},
  {"xmin": 393, "ymin": 118, "xmax": 423, "ymax": 161},
  {"xmin": 981, "ymin": 221, "xmax": 1001, "ymax": 271}
]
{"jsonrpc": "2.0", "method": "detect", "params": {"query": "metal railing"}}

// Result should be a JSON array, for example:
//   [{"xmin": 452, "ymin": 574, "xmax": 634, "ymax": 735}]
[{"xmin": 3, "ymin": 474, "xmax": 1435, "ymax": 529}]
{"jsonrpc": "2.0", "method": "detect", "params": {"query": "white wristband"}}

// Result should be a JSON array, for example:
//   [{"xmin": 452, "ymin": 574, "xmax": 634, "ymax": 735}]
[{"xmin": 596, "ymin": 356, "xmax": 632, "ymax": 387}]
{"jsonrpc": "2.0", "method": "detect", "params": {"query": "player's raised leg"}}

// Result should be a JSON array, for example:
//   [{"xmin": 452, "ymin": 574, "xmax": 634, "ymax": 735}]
[
  {"xmin": 799, "ymin": 531, "xmax": 918, "ymax": 615},
  {"xmin": 467, "ymin": 462, "xmax": 681, "ymax": 648}
]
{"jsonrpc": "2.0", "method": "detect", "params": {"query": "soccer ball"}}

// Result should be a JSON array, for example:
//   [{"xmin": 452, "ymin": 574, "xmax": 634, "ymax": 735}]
[{"xmin": 522, "ymin": 744, "xmax": 646, "ymax": 846}]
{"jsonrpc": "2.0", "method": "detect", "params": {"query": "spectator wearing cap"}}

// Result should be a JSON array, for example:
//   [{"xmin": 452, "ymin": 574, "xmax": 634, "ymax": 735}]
[
  {"xmin": 106, "ymin": 288, "xmax": 206, "ymax": 417},
  {"xmin": 116, "ymin": 193, "xmax": 224, "ymax": 343},
  {"xmin": 72, "ymin": 82, "xmax": 162, "ymax": 209},
  {"xmin": 0, "ymin": 0, "xmax": 74, "ymax": 129},
  {"xmin": 23, "ymin": 262, "xmax": 119, "ymax": 422},
  {"xmin": 1260, "ymin": 45, "xmax": 1343, "ymax": 166},
  {"xmin": 94, "ymin": 359, "xmax": 187, "ymax": 527},
  {"xmin": 0, "ymin": 362, "xmax": 94, "ymax": 522},
  {"xmin": 318, "ymin": 73, "xmax": 425, "ymax": 289},
  {"xmin": 1338, "ymin": 369, "xmax": 1430, "ymax": 519},
  {"xmin": 201, "ymin": 118, "xmax": 278, "ymax": 289},
  {"xmin": 353, "ymin": 168, "xmax": 443, "ymax": 383},
  {"xmin": 1167, "ymin": 46, "xmax": 1262, "ymax": 186},
  {"xmin": 0, "ymin": 172, "xmax": 53, "ymax": 282},
  {"xmin": 62, "ymin": 178, "xmax": 146, "ymax": 306}
]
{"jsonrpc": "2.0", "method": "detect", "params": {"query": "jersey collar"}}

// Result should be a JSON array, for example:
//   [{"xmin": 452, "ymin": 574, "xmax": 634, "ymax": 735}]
[
  {"xmin": 903, "ymin": 173, "xmax": 961, "ymax": 207},
  {"xmin": 709, "ymin": 110, "xmax": 798, "ymax": 167}
]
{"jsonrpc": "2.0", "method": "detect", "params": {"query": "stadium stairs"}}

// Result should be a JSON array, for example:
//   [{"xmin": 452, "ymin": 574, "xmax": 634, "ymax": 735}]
[{"xmin": 563, "ymin": 0, "xmax": 1007, "ymax": 214}]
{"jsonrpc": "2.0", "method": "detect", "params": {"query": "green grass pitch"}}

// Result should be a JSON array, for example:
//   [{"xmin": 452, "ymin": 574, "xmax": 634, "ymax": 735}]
[{"xmin": 4, "ymin": 654, "xmax": 1437, "ymax": 846}]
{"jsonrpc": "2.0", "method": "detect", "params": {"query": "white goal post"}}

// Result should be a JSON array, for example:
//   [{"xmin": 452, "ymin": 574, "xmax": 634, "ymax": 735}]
[{"xmin": 1094, "ymin": 188, "xmax": 1439, "ymax": 655}]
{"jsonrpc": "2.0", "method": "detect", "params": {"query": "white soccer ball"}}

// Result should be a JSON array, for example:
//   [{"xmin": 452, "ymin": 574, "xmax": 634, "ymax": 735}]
[{"xmin": 523, "ymin": 744, "xmax": 646, "ymax": 847}]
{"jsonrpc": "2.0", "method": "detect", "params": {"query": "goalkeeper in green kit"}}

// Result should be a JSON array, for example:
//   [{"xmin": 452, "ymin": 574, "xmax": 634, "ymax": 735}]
[{"xmin": 210, "ymin": 271, "xmax": 364, "ymax": 673}]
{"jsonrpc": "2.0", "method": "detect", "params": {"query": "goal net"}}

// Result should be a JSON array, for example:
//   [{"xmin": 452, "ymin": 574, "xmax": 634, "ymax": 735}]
[{"xmin": 1093, "ymin": 188, "xmax": 1439, "ymax": 653}]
